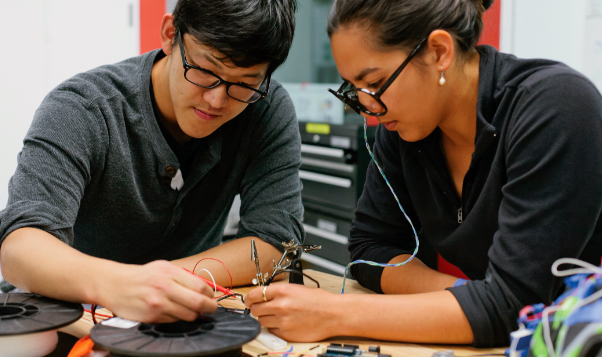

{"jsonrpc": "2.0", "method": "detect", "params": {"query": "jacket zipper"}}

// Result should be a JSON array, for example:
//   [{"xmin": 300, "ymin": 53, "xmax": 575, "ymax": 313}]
[{"xmin": 457, "ymin": 208, "xmax": 463, "ymax": 224}]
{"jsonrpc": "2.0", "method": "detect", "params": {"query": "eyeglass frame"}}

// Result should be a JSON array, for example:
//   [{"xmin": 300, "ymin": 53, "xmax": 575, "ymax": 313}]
[
  {"xmin": 177, "ymin": 31, "xmax": 271, "ymax": 104},
  {"xmin": 328, "ymin": 37, "xmax": 428, "ymax": 116}
]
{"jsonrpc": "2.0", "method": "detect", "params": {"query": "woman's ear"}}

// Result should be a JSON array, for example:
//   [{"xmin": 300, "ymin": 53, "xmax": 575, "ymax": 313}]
[
  {"xmin": 159, "ymin": 13, "xmax": 176, "ymax": 56},
  {"xmin": 427, "ymin": 30, "xmax": 455, "ymax": 72}
]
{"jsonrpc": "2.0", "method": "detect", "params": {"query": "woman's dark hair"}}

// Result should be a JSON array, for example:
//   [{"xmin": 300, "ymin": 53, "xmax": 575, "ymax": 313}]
[
  {"xmin": 173, "ymin": 0, "xmax": 297, "ymax": 74},
  {"xmin": 327, "ymin": 0, "xmax": 496, "ymax": 54}
]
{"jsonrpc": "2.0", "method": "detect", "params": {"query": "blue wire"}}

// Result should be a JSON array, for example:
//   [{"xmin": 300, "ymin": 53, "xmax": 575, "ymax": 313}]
[
  {"xmin": 282, "ymin": 345, "xmax": 294, "ymax": 357},
  {"xmin": 340, "ymin": 118, "xmax": 420, "ymax": 294}
]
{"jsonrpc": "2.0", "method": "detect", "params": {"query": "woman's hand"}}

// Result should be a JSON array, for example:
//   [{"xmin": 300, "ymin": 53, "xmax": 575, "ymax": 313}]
[
  {"xmin": 98, "ymin": 260, "xmax": 218, "ymax": 323},
  {"xmin": 245, "ymin": 283, "xmax": 343, "ymax": 342}
]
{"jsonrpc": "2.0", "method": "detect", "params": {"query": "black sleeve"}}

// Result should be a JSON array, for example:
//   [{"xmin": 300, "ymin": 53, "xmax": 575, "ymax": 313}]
[
  {"xmin": 348, "ymin": 125, "xmax": 422, "ymax": 293},
  {"xmin": 449, "ymin": 73, "xmax": 602, "ymax": 347}
]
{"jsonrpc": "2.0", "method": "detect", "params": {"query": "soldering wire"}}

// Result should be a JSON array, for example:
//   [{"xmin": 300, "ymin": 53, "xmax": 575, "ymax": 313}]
[
  {"xmin": 193, "ymin": 258, "xmax": 233, "ymax": 290},
  {"xmin": 341, "ymin": 117, "xmax": 420, "ymax": 294},
  {"xmin": 197, "ymin": 268, "xmax": 217, "ymax": 298}
]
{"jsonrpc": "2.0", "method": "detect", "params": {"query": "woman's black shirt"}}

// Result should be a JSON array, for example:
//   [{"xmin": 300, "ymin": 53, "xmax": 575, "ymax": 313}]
[{"xmin": 349, "ymin": 45, "xmax": 602, "ymax": 346}]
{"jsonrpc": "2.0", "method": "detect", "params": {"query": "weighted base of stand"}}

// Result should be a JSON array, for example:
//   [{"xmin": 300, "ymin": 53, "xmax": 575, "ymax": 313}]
[{"xmin": 289, "ymin": 258, "xmax": 304, "ymax": 285}]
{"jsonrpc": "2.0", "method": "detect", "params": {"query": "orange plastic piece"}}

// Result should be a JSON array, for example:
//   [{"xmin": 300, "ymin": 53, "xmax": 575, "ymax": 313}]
[{"xmin": 67, "ymin": 334, "xmax": 95, "ymax": 357}]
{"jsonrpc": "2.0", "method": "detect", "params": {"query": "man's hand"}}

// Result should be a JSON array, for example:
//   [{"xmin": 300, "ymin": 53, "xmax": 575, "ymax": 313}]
[
  {"xmin": 1, "ymin": 229, "xmax": 217, "ymax": 324},
  {"xmin": 245, "ymin": 283, "xmax": 341, "ymax": 342},
  {"xmin": 98, "ymin": 260, "xmax": 217, "ymax": 323}
]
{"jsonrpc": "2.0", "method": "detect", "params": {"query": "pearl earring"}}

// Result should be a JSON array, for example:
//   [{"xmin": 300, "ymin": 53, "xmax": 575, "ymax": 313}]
[{"xmin": 439, "ymin": 71, "xmax": 446, "ymax": 86}]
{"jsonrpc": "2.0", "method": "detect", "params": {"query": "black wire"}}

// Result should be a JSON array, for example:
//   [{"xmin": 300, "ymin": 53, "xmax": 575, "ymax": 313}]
[
  {"xmin": 216, "ymin": 293, "xmax": 245, "ymax": 304},
  {"xmin": 91, "ymin": 304, "xmax": 98, "ymax": 325},
  {"xmin": 265, "ymin": 269, "xmax": 320, "ymax": 288}
]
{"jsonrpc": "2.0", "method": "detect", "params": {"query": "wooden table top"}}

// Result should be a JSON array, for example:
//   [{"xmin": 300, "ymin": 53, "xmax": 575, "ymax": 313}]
[{"xmin": 60, "ymin": 270, "xmax": 507, "ymax": 357}]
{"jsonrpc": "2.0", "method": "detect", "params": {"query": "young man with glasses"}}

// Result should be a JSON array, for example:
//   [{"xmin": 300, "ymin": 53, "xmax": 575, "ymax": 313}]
[{"xmin": 0, "ymin": 0, "xmax": 301, "ymax": 324}]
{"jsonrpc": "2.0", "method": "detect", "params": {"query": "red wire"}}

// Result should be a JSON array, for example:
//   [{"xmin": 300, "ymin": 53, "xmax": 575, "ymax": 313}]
[
  {"xmin": 83, "ymin": 309, "xmax": 113, "ymax": 319},
  {"xmin": 181, "ymin": 268, "xmax": 235, "ymax": 295},
  {"xmin": 198, "ymin": 275, "xmax": 235, "ymax": 295},
  {"xmin": 192, "ymin": 258, "xmax": 233, "ymax": 290}
]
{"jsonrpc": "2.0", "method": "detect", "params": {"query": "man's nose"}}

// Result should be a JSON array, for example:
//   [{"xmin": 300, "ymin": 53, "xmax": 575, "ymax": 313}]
[{"xmin": 203, "ymin": 84, "xmax": 229, "ymax": 109}]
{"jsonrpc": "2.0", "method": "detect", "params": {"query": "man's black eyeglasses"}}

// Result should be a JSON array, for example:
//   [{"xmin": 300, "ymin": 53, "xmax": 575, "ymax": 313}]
[
  {"xmin": 328, "ymin": 38, "xmax": 427, "ymax": 116},
  {"xmin": 177, "ymin": 31, "xmax": 270, "ymax": 104}
]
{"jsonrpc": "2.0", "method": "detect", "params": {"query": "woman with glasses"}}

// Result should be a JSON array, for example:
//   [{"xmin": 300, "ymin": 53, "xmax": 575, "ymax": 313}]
[{"xmin": 246, "ymin": 0, "xmax": 602, "ymax": 347}]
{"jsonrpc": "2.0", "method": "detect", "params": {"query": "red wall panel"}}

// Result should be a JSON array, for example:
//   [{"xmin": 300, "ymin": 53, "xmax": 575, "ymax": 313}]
[
  {"xmin": 140, "ymin": 0, "xmax": 166, "ymax": 54},
  {"xmin": 478, "ymin": 0, "xmax": 501, "ymax": 50}
]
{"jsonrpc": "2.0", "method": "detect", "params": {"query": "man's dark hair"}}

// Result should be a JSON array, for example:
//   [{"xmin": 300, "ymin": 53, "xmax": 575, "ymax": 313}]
[
  {"xmin": 327, "ymin": 0, "xmax": 496, "ymax": 55},
  {"xmin": 173, "ymin": 0, "xmax": 297, "ymax": 74}
]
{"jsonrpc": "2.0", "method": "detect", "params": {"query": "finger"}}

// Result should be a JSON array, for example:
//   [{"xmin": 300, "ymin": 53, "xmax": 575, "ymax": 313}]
[
  {"xmin": 267, "ymin": 327, "xmax": 285, "ymax": 339},
  {"xmin": 257, "ymin": 315, "xmax": 280, "ymax": 329},
  {"xmin": 174, "ymin": 269, "xmax": 215, "ymax": 298},
  {"xmin": 152, "ymin": 302, "xmax": 200, "ymax": 323},
  {"xmin": 250, "ymin": 300, "xmax": 276, "ymax": 318},
  {"xmin": 167, "ymin": 281, "xmax": 218, "ymax": 314},
  {"xmin": 244, "ymin": 286, "xmax": 265, "ymax": 307}
]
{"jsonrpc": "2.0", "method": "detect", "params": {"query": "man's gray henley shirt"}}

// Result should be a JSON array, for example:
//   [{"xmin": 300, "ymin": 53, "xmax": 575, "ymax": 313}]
[{"xmin": 0, "ymin": 49, "xmax": 304, "ymax": 265}]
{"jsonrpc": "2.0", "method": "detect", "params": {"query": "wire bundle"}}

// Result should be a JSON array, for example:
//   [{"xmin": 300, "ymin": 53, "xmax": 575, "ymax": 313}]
[{"xmin": 341, "ymin": 118, "xmax": 420, "ymax": 293}]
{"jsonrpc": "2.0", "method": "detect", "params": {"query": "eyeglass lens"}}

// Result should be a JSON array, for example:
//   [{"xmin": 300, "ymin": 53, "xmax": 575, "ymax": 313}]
[
  {"xmin": 185, "ymin": 68, "xmax": 263, "ymax": 103},
  {"xmin": 342, "ymin": 85, "xmax": 386, "ymax": 115}
]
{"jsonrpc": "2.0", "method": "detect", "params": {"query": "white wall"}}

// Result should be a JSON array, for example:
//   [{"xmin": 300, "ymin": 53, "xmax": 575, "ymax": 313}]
[
  {"xmin": 0, "ymin": 0, "xmax": 140, "ymax": 211},
  {"xmin": 501, "ymin": 0, "xmax": 602, "ymax": 91}
]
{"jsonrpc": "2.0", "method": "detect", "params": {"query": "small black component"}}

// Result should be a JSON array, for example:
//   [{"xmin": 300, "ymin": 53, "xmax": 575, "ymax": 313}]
[
  {"xmin": 369, "ymin": 346, "xmax": 380, "ymax": 353},
  {"xmin": 325, "ymin": 342, "xmax": 357, "ymax": 355}
]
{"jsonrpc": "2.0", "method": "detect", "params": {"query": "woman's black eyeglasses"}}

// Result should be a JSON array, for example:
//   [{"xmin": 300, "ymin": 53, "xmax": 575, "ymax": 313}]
[
  {"xmin": 177, "ymin": 31, "xmax": 270, "ymax": 104},
  {"xmin": 328, "ymin": 38, "xmax": 427, "ymax": 116}
]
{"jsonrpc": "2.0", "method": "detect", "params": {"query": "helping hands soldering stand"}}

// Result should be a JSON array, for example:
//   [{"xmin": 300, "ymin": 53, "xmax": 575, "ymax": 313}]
[{"xmin": 251, "ymin": 239, "xmax": 321, "ymax": 286}]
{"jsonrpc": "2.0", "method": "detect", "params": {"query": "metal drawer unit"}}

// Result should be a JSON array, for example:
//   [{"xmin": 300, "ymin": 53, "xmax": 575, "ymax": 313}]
[
  {"xmin": 302, "ymin": 210, "xmax": 351, "ymax": 266},
  {"xmin": 299, "ymin": 123, "xmax": 375, "ymax": 276},
  {"xmin": 299, "ymin": 123, "xmax": 375, "ymax": 220}
]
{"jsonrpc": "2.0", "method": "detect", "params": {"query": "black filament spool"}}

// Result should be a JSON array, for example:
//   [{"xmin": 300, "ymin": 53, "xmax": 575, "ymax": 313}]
[
  {"xmin": 0, "ymin": 293, "xmax": 84, "ymax": 335},
  {"xmin": 91, "ymin": 307, "xmax": 261, "ymax": 357}
]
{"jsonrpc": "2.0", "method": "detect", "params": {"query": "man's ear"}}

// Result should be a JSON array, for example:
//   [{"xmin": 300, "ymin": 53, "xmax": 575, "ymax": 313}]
[{"xmin": 159, "ymin": 13, "xmax": 176, "ymax": 56}]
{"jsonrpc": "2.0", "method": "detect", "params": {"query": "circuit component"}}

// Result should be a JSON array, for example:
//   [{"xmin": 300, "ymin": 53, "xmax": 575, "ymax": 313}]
[{"xmin": 318, "ymin": 343, "xmax": 391, "ymax": 357}]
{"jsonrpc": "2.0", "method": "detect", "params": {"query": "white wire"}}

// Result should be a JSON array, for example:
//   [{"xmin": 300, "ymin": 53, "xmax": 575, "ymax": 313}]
[
  {"xmin": 551, "ymin": 258, "xmax": 602, "ymax": 277},
  {"xmin": 508, "ymin": 333, "xmax": 519, "ymax": 357},
  {"xmin": 509, "ymin": 325, "xmax": 527, "ymax": 357},
  {"xmin": 542, "ymin": 304, "xmax": 561, "ymax": 357},
  {"xmin": 197, "ymin": 268, "xmax": 216, "ymax": 298}
]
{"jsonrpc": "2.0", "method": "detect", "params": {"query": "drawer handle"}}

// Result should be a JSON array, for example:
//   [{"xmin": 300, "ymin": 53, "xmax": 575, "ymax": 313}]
[
  {"xmin": 299, "ymin": 170, "xmax": 352, "ymax": 188},
  {"xmin": 301, "ymin": 157, "xmax": 354, "ymax": 173},
  {"xmin": 301, "ymin": 253, "xmax": 347, "ymax": 275},
  {"xmin": 301, "ymin": 144, "xmax": 344, "ymax": 158},
  {"xmin": 303, "ymin": 224, "xmax": 349, "ymax": 245}
]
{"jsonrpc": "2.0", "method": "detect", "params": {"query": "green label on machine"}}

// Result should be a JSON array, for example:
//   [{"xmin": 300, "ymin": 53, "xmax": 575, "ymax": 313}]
[{"xmin": 306, "ymin": 123, "xmax": 330, "ymax": 135}]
